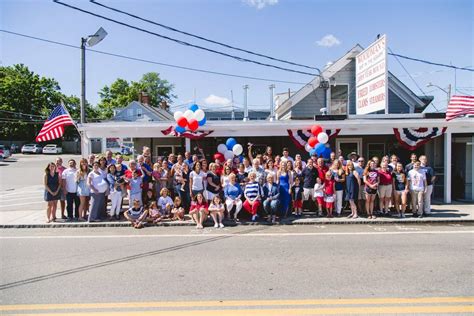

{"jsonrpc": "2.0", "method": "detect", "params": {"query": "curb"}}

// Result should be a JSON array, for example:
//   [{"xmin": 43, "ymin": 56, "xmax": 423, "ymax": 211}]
[{"xmin": 1, "ymin": 218, "xmax": 473, "ymax": 229}]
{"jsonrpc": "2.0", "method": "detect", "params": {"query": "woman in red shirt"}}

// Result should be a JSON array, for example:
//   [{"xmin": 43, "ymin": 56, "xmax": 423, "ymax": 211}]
[
  {"xmin": 377, "ymin": 161, "xmax": 393, "ymax": 216},
  {"xmin": 189, "ymin": 192, "xmax": 208, "ymax": 229}
]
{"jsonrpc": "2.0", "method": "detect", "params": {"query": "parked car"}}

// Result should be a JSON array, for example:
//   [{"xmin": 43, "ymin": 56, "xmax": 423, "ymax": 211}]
[
  {"xmin": 0, "ymin": 145, "xmax": 11, "ymax": 159},
  {"xmin": 21, "ymin": 144, "xmax": 43, "ymax": 154},
  {"xmin": 42, "ymin": 144, "xmax": 63, "ymax": 154}
]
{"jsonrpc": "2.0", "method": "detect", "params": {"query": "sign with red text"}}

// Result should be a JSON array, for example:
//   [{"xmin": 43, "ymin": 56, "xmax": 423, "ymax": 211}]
[{"xmin": 356, "ymin": 35, "xmax": 388, "ymax": 114}]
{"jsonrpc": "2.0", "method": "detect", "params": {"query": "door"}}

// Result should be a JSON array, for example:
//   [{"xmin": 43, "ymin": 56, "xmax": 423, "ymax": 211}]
[{"xmin": 335, "ymin": 138, "xmax": 362, "ymax": 158}]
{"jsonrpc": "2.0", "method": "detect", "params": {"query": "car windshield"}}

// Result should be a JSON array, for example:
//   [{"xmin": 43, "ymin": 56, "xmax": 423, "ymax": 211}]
[
  {"xmin": 45, "ymin": 145, "xmax": 55, "ymax": 147},
  {"xmin": 25, "ymin": 144, "xmax": 36, "ymax": 146}
]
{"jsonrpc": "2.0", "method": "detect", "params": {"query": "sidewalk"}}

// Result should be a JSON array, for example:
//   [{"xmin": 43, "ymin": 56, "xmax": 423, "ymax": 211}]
[{"xmin": 1, "ymin": 203, "xmax": 473, "ymax": 228}]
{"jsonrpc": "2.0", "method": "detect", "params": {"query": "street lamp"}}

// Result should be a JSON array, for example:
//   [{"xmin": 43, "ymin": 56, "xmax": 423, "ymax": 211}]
[
  {"xmin": 81, "ymin": 27, "xmax": 107, "ymax": 124},
  {"xmin": 426, "ymin": 82, "xmax": 452, "ymax": 105}
]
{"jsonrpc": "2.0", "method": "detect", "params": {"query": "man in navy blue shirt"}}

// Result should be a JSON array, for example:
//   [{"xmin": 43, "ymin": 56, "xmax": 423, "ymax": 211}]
[{"xmin": 301, "ymin": 159, "xmax": 318, "ymax": 213}]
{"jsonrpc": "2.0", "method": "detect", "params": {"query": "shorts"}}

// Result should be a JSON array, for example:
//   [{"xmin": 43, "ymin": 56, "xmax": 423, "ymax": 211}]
[
  {"xmin": 303, "ymin": 188, "xmax": 314, "ymax": 201},
  {"xmin": 293, "ymin": 200, "xmax": 303, "ymax": 208},
  {"xmin": 205, "ymin": 190, "xmax": 219, "ymax": 201},
  {"xmin": 316, "ymin": 196, "xmax": 324, "ymax": 205},
  {"xmin": 378, "ymin": 184, "xmax": 392, "ymax": 198},
  {"xmin": 394, "ymin": 190, "xmax": 405, "ymax": 197},
  {"xmin": 324, "ymin": 195, "xmax": 335, "ymax": 203},
  {"xmin": 365, "ymin": 186, "xmax": 377, "ymax": 195},
  {"xmin": 325, "ymin": 202, "xmax": 334, "ymax": 209}
]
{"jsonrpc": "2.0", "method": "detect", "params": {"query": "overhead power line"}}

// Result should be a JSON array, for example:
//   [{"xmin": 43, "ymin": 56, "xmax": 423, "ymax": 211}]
[
  {"xmin": 388, "ymin": 52, "xmax": 474, "ymax": 73},
  {"xmin": 90, "ymin": 0, "xmax": 320, "ymax": 73},
  {"xmin": 0, "ymin": 30, "xmax": 307, "ymax": 85},
  {"xmin": 52, "ymin": 0, "xmax": 319, "ymax": 77}
]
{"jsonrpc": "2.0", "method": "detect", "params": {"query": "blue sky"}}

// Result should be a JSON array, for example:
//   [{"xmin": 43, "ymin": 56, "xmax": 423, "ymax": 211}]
[{"xmin": 1, "ymin": 0, "xmax": 473, "ymax": 113}]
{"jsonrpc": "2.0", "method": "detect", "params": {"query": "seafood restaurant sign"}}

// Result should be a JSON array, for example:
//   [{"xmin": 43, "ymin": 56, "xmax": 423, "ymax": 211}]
[{"xmin": 356, "ymin": 35, "xmax": 388, "ymax": 114}]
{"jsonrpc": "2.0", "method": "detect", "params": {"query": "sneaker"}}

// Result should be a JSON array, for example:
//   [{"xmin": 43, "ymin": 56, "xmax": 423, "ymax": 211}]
[
  {"xmin": 214, "ymin": 223, "xmax": 219, "ymax": 228},
  {"xmin": 251, "ymin": 215, "xmax": 258, "ymax": 222},
  {"xmin": 219, "ymin": 223, "xmax": 225, "ymax": 228},
  {"xmin": 65, "ymin": 217, "xmax": 73, "ymax": 222}
]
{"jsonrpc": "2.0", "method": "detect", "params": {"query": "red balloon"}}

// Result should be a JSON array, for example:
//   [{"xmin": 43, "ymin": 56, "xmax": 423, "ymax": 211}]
[
  {"xmin": 177, "ymin": 116, "xmax": 188, "ymax": 128},
  {"xmin": 213, "ymin": 153, "xmax": 225, "ymax": 162},
  {"xmin": 308, "ymin": 136, "xmax": 318, "ymax": 148},
  {"xmin": 311, "ymin": 125, "xmax": 323, "ymax": 136},
  {"xmin": 188, "ymin": 119, "xmax": 199, "ymax": 131}
]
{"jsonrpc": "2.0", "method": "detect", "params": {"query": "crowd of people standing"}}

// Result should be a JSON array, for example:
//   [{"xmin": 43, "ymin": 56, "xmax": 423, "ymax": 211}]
[{"xmin": 43, "ymin": 145, "xmax": 436, "ymax": 228}]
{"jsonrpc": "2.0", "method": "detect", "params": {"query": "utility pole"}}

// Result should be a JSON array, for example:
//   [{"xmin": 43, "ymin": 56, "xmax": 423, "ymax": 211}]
[
  {"xmin": 269, "ymin": 84, "xmax": 275, "ymax": 121},
  {"xmin": 230, "ymin": 90, "xmax": 235, "ymax": 120},
  {"xmin": 243, "ymin": 85, "xmax": 249, "ymax": 121},
  {"xmin": 80, "ymin": 37, "xmax": 86, "ymax": 124}
]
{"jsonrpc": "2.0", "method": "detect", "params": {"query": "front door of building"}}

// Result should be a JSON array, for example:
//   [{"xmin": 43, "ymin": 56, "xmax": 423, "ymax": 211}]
[{"xmin": 335, "ymin": 138, "xmax": 362, "ymax": 158}]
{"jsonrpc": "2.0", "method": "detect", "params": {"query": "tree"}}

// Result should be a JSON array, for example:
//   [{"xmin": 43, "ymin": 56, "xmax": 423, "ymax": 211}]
[{"xmin": 97, "ymin": 72, "xmax": 175, "ymax": 119}]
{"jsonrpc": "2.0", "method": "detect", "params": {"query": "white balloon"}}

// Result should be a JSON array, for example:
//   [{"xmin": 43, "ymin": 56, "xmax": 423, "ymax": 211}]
[
  {"xmin": 217, "ymin": 144, "xmax": 227, "ymax": 154},
  {"xmin": 317, "ymin": 132, "xmax": 329, "ymax": 144},
  {"xmin": 183, "ymin": 109, "xmax": 194, "ymax": 120},
  {"xmin": 232, "ymin": 144, "xmax": 243, "ymax": 156},
  {"xmin": 173, "ymin": 111, "xmax": 183, "ymax": 121},
  {"xmin": 224, "ymin": 150, "xmax": 234, "ymax": 160},
  {"xmin": 304, "ymin": 143, "xmax": 312, "ymax": 152},
  {"xmin": 194, "ymin": 109, "xmax": 205, "ymax": 121}
]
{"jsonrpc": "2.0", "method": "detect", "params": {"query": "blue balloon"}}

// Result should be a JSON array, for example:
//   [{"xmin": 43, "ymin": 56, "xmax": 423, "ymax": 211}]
[
  {"xmin": 322, "ymin": 146, "xmax": 332, "ymax": 159},
  {"xmin": 175, "ymin": 125, "xmax": 186, "ymax": 133},
  {"xmin": 315, "ymin": 143, "xmax": 326, "ymax": 155},
  {"xmin": 309, "ymin": 148, "xmax": 318, "ymax": 157},
  {"xmin": 239, "ymin": 155, "xmax": 244, "ymax": 163},
  {"xmin": 189, "ymin": 104, "xmax": 199, "ymax": 112},
  {"xmin": 198, "ymin": 117, "xmax": 206, "ymax": 126},
  {"xmin": 226, "ymin": 138, "xmax": 237, "ymax": 150}
]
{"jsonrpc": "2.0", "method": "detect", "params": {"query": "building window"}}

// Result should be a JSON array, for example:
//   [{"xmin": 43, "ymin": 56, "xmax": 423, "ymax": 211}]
[
  {"xmin": 330, "ymin": 85, "xmax": 348, "ymax": 115},
  {"xmin": 367, "ymin": 143, "xmax": 385, "ymax": 160},
  {"xmin": 137, "ymin": 108, "xmax": 142, "ymax": 117}
]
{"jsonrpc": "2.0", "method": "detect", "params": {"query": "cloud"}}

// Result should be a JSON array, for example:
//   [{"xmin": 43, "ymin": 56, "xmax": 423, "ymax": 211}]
[
  {"xmin": 243, "ymin": 0, "xmax": 278, "ymax": 10},
  {"xmin": 204, "ymin": 94, "xmax": 231, "ymax": 106},
  {"xmin": 316, "ymin": 34, "xmax": 341, "ymax": 48}
]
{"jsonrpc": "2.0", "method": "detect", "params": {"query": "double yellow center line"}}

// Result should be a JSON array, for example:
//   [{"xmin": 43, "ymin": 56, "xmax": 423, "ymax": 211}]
[{"xmin": 1, "ymin": 296, "xmax": 473, "ymax": 315}]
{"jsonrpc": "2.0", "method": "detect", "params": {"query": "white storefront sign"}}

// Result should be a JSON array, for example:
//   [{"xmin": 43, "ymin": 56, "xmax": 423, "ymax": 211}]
[{"xmin": 356, "ymin": 35, "xmax": 388, "ymax": 114}]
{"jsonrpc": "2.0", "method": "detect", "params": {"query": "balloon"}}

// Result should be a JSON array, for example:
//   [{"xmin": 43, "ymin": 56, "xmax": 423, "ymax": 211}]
[
  {"xmin": 322, "ymin": 146, "xmax": 332, "ymax": 159},
  {"xmin": 189, "ymin": 104, "xmax": 199, "ymax": 112},
  {"xmin": 176, "ymin": 116, "xmax": 188, "ymax": 128},
  {"xmin": 175, "ymin": 125, "xmax": 185, "ymax": 133},
  {"xmin": 317, "ymin": 132, "xmax": 329, "ymax": 144},
  {"xmin": 188, "ymin": 119, "xmax": 199, "ymax": 131},
  {"xmin": 311, "ymin": 125, "xmax": 323, "ymax": 136},
  {"xmin": 226, "ymin": 138, "xmax": 237, "ymax": 150},
  {"xmin": 213, "ymin": 153, "xmax": 225, "ymax": 162},
  {"xmin": 173, "ymin": 111, "xmax": 183, "ymax": 121},
  {"xmin": 315, "ymin": 143, "xmax": 326, "ymax": 155},
  {"xmin": 224, "ymin": 150, "xmax": 234, "ymax": 160},
  {"xmin": 309, "ymin": 148, "xmax": 318, "ymax": 156},
  {"xmin": 304, "ymin": 143, "xmax": 312, "ymax": 153},
  {"xmin": 194, "ymin": 109, "xmax": 205, "ymax": 121},
  {"xmin": 198, "ymin": 117, "xmax": 206, "ymax": 126},
  {"xmin": 217, "ymin": 144, "xmax": 227, "ymax": 154},
  {"xmin": 239, "ymin": 155, "xmax": 244, "ymax": 163},
  {"xmin": 183, "ymin": 109, "xmax": 194, "ymax": 120},
  {"xmin": 232, "ymin": 144, "xmax": 243, "ymax": 156},
  {"xmin": 308, "ymin": 136, "xmax": 318, "ymax": 148}
]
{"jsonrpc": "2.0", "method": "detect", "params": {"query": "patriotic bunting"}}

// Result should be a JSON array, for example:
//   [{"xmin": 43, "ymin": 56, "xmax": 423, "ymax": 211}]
[
  {"xmin": 161, "ymin": 126, "xmax": 213, "ymax": 140},
  {"xmin": 287, "ymin": 129, "xmax": 340, "ymax": 151},
  {"xmin": 393, "ymin": 127, "xmax": 447, "ymax": 150}
]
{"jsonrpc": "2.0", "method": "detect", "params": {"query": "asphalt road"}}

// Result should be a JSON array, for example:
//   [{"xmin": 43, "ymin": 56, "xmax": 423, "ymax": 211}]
[{"xmin": 0, "ymin": 224, "xmax": 473, "ymax": 315}]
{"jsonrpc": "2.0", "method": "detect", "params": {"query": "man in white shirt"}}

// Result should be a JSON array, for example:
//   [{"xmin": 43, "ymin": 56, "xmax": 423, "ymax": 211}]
[
  {"xmin": 407, "ymin": 161, "xmax": 427, "ymax": 218},
  {"xmin": 282, "ymin": 148, "xmax": 294, "ymax": 163},
  {"xmin": 62, "ymin": 159, "xmax": 80, "ymax": 221}
]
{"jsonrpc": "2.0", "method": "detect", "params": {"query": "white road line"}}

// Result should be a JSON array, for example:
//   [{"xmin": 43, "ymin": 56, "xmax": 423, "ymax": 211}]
[{"xmin": 0, "ymin": 231, "xmax": 472, "ymax": 239}]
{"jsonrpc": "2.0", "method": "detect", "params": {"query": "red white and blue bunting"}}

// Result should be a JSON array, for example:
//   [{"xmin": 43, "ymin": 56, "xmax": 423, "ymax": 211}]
[
  {"xmin": 393, "ymin": 127, "xmax": 447, "ymax": 150},
  {"xmin": 161, "ymin": 126, "xmax": 214, "ymax": 140},
  {"xmin": 287, "ymin": 129, "xmax": 341, "ymax": 151}
]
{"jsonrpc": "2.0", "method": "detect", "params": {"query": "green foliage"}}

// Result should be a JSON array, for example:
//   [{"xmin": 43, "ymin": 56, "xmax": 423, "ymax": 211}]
[{"xmin": 97, "ymin": 72, "xmax": 176, "ymax": 119}]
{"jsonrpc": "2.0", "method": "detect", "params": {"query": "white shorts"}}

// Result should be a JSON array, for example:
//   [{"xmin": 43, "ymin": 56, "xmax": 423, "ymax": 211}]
[
  {"xmin": 378, "ymin": 184, "xmax": 392, "ymax": 198},
  {"xmin": 303, "ymin": 188, "xmax": 314, "ymax": 201},
  {"xmin": 324, "ymin": 195, "xmax": 335, "ymax": 203}
]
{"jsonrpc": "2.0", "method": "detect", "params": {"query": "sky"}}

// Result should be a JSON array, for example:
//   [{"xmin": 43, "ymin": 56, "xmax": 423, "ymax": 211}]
[{"xmin": 1, "ymin": 0, "xmax": 473, "ymax": 114}]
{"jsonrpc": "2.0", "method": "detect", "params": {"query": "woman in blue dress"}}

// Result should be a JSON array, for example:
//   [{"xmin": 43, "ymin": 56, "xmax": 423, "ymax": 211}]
[
  {"xmin": 277, "ymin": 160, "xmax": 293, "ymax": 218},
  {"xmin": 345, "ymin": 161, "xmax": 360, "ymax": 219}
]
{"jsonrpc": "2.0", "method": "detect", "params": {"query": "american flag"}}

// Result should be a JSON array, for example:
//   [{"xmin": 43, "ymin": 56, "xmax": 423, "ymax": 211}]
[
  {"xmin": 446, "ymin": 95, "xmax": 474, "ymax": 121},
  {"xmin": 35, "ymin": 105, "xmax": 75, "ymax": 142}
]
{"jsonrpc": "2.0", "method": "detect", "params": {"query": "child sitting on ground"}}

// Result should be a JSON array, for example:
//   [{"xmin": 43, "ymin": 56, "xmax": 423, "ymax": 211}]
[
  {"xmin": 157, "ymin": 188, "xmax": 173, "ymax": 220},
  {"xmin": 143, "ymin": 189, "xmax": 155, "ymax": 206},
  {"xmin": 313, "ymin": 178, "xmax": 325, "ymax": 217},
  {"xmin": 147, "ymin": 201, "xmax": 162, "ymax": 224},
  {"xmin": 171, "ymin": 196, "xmax": 185, "ymax": 221},
  {"xmin": 124, "ymin": 198, "xmax": 148, "ymax": 228},
  {"xmin": 291, "ymin": 177, "xmax": 303, "ymax": 217},
  {"xmin": 208, "ymin": 195, "xmax": 225, "ymax": 228}
]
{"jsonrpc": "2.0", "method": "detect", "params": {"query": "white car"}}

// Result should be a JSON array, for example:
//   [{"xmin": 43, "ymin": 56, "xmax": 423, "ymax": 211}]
[
  {"xmin": 0, "ymin": 145, "xmax": 11, "ymax": 159},
  {"xmin": 21, "ymin": 144, "xmax": 43, "ymax": 154},
  {"xmin": 42, "ymin": 144, "xmax": 63, "ymax": 154}
]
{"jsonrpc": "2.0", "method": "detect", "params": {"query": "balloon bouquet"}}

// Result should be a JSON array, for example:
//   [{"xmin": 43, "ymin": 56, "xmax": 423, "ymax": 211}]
[
  {"xmin": 305, "ymin": 125, "xmax": 332, "ymax": 159},
  {"xmin": 173, "ymin": 104, "xmax": 207, "ymax": 133},
  {"xmin": 214, "ymin": 138, "xmax": 244, "ymax": 163}
]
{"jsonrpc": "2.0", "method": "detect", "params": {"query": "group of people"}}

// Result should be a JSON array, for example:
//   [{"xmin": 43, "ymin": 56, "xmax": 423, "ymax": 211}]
[{"xmin": 43, "ymin": 145, "xmax": 436, "ymax": 228}]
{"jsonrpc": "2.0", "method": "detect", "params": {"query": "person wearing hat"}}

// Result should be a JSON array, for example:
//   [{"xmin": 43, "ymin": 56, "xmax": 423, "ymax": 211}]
[{"xmin": 348, "ymin": 152, "xmax": 360, "ymax": 168}]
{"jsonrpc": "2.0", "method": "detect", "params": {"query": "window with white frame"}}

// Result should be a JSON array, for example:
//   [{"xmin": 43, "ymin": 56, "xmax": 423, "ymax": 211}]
[{"xmin": 330, "ymin": 85, "xmax": 348, "ymax": 115}]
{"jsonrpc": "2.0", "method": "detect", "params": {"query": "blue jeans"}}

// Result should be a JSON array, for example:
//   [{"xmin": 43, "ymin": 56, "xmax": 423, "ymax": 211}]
[{"xmin": 263, "ymin": 199, "xmax": 280, "ymax": 216}]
